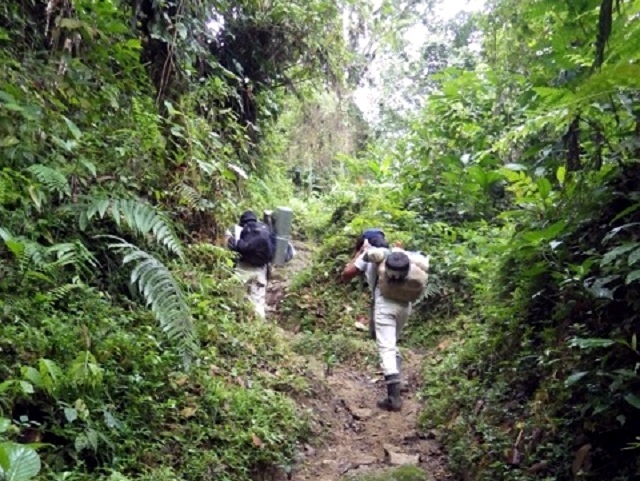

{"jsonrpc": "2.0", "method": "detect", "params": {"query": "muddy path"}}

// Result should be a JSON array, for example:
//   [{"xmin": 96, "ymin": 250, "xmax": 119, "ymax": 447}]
[{"xmin": 268, "ymin": 241, "xmax": 455, "ymax": 481}]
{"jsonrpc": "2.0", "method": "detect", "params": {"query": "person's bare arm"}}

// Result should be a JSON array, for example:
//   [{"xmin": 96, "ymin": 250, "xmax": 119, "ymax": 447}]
[
  {"xmin": 340, "ymin": 243, "xmax": 367, "ymax": 283},
  {"xmin": 341, "ymin": 262, "xmax": 361, "ymax": 282}
]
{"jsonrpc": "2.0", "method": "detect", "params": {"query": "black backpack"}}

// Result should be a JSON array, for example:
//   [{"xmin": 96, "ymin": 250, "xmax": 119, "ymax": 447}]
[{"xmin": 235, "ymin": 221, "xmax": 274, "ymax": 267}]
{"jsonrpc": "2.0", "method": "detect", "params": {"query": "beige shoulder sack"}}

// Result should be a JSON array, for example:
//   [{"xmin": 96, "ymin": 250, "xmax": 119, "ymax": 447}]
[{"xmin": 366, "ymin": 248, "xmax": 430, "ymax": 303}]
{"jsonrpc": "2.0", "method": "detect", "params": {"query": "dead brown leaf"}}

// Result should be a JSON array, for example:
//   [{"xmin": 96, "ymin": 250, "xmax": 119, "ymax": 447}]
[
  {"xmin": 251, "ymin": 433, "xmax": 263, "ymax": 448},
  {"xmin": 572, "ymin": 444, "xmax": 592, "ymax": 476},
  {"xmin": 180, "ymin": 406, "xmax": 197, "ymax": 418}
]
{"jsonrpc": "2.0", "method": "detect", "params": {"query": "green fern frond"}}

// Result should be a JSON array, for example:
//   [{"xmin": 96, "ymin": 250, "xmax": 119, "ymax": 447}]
[
  {"xmin": 1, "ymin": 228, "xmax": 96, "ymax": 281},
  {"xmin": 47, "ymin": 279, "xmax": 86, "ymax": 303},
  {"xmin": 80, "ymin": 197, "xmax": 184, "ymax": 259},
  {"xmin": 0, "ymin": 169, "xmax": 18, "ymax": 205},
  {"xmin": 47, "ymin": 241, "xmax": 98, "ymax": 274},
  {"xmin": 22, "ymin": 240, "xmax": 49, "ymax": 272},
  {"xmin": 105, "ymin": 236, "xmax": 197, "ymax": 369},
  {"xmin": 423, "ymin": 279, "xmax": 441, "ymax": 299},
  {"xmin": 26, "ymin": 164, "xmax": 71, "ymax": 198},
  {"xmin": 177, "ymin": 183, "xmax": 202, "ymax": 209},
  {"xmin": 176, "ymin": 183, "xmax": 215, "ymax": 212},
  {"xmin": 1, "ymin": 227, "xmax": 49, "ymax": 273}
]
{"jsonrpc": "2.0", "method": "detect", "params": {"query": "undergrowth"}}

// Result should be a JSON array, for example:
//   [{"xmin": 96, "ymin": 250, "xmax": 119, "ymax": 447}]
[{"xmin": 0, "ymin": 246, "xmax": 313, "ymax": 481}]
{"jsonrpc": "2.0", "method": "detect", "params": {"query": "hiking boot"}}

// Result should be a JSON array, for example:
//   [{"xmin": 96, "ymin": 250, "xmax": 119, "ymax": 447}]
[
  {"xmin": 397, "ymin": 353, "xmax": 410, "ymax": 393},
  {"xmin": 377, "ymin": 374, "xmax": 402, "ymax": 412}
]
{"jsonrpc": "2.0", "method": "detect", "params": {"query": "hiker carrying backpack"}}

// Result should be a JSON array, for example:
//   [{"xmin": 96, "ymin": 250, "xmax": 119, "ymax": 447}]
[
  {"xmin": 236, "ymin": 221, "xmax": 274, "ymax": 267},
  {"xmin": 341, "ymin": 235, "xmax": 426, "ymax": 413},
  {"xmin": 225, "ymin": 210, "xmax": 276, "ymax": 320}
]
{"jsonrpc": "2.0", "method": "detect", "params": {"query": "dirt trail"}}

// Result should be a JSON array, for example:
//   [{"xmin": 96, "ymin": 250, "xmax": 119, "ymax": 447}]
[{"xmin": 267, "ymin": 241, "xmax": 455, "ymax": 481}]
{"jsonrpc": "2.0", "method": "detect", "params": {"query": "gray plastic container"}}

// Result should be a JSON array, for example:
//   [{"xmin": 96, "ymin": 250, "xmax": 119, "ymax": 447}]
[{"xmin": 272, "ymin": 206, "xmax": 293, "ymax": 266}]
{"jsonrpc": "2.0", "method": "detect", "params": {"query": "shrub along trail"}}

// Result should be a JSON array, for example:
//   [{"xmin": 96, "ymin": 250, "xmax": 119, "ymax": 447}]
[{"xmin": 267, "ymin": 241, "xmax": 455, "ymax": 481}]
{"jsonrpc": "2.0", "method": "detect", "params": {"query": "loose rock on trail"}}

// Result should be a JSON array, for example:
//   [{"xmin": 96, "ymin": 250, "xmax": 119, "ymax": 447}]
[{"xmin": 267, "ymin": 241, "xmax": 455, "ymax": 481}]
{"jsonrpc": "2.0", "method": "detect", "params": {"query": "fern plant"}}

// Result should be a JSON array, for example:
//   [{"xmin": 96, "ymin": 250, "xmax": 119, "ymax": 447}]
[
  {"xmin": 79, "ymin": 198, "xmax": 196, "ymax": 368},
  {"xmin": 0, "ymin": 228, "xmax": 97, "ymax": 282},
  {"xmin": 80, "ymin": 197, "xmax": 183, "ymax": 258},
  {"xmin": 104, "ymin": 237, "xmax": 197, "ymax": 369},
  {"xmin": 176, "ymin": 183, "xmax": 215, "ymax": 212},
  {"xmin": 26, "ymin": 164, "xmax": 71, "ymax": 199},
  {"xmin": 0, "ymin": 168, "xmax": 28, "ymax": 206}
]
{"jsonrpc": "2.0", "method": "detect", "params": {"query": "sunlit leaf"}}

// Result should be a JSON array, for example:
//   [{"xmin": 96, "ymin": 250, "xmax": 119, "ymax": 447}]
[
  {"xmin": 569, "ymin": 337, "xmax": 616, "ymax": 349},
  {"xmin": 565, "ymin": 371, "xmax": 588, "ymax": 387},
  {"xmin": 63, "ymin": 117, "xmax": 82, "ymax": 141},
  {"xmin": 626, "ymin": 269, "xmax": 640, "ymax": 285}
]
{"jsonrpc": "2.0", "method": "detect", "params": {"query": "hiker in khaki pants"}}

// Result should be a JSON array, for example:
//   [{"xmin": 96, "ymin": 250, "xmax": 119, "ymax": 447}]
[{"xmin": 341, "ymin": 236, "xmax": 410, "ymax": 412}]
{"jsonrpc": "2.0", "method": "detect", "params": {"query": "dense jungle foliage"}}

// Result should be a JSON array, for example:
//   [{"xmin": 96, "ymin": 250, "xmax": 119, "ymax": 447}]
[
  {"xmin": 2, "ymin": 0, "xmax": 640, "ymax": 480},
  {"xmin": 282, "ymin": 1, "xmax": 640, "ymax": 480}
]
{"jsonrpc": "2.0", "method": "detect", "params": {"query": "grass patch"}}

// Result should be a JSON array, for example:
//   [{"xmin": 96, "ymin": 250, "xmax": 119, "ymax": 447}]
[
  {"xmin": 292, "ymin": 331, "xmax": 378, "ymax": 369},
  {"xmin": 343, "ymin": 466, "xmax": 428, "ymax": 481}
]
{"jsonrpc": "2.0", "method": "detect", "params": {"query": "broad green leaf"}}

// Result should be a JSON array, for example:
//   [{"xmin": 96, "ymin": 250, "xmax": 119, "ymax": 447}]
[
  {"xmin": 39, "ymin": 359, "xmax": 63, "ymax": 394},
  {"xmin": 125, "ymin": 39, "xmax": 141, "ymax": 50},
  {"xmin": 0, "ymin": 136, "xmax": 19, "ymax": 148},
  {"xmin": 629, "ymin": 248, "xmax": 640, "ymax": 266},
  {"xmin": 522, "ymin": 262, "xmax": 549, "ymax": 278},
  {"xmin": 227, "ymin": 163, "xmax": 248, "ymax": 180},
  {"xmin": 601, "ymin": 243, "xmax": 638, "ymax": 266},
  {"xmin": 0, "ymin": 381, "xmax": 15, "ymax": 394},
  {"xmin": 64, "ymin": 407, "xmax": 78, "ymax": 423},
  {"xmin": 0, "ymin": 103, "xmax": 23, "ymax": 112},
  {"xmin": 585, "ymin": 275, "xmax": 617, "ymax": 300},
  {"xmin": 624, "ymin": 394, "xmax": 640, "ymax": 410},
  {"xmin": 536, "ymin": 177, "xmax": 552, "ymax": 199},
  {"xmin": 80, "ymin": 159, "xmax": 97, "ymax": 177},
  {"xmin": 626, "ymin": 270, "xmax": 640, "ymax": 285},
  {"xmin": 19, "ymin": 381, "xmax": 34, "ymax": 395},
  {"xmin": 21, "ymin": 367, "xmax": 41, "ymax": 387},
  {"xmin": 27, "ymin": 186, "xmax": 43, "ymax": 212},
  {"xmin": 521, "ymin": 221, "xmax": 566, "ymax": 245},
  {"xmin": 58, "ymin": 18, "xmax": 84, "ymax": 29},
  {"xmin": 63, "ymin": 117, "xmax": 82, "ymax": 141},
  {"xmin": 565, "ymin": 371, "xmax": 588, "ymax": 387},
  {"xmin": 0, "ymin": 418, "xmax": 10, "ymax": 433},
  {"xmin": 0, "ymin": 442, "xmax": 41, "ymax": 481},
  {"xmin": 176, "ymin": 23, "xmax": 187, "ymax": 40}
]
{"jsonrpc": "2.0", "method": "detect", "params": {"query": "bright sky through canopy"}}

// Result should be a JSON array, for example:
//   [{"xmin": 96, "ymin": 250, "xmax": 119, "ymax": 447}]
[{"xmin": 354, "ymin": 0, "xmax": 486, "ymax": 121}]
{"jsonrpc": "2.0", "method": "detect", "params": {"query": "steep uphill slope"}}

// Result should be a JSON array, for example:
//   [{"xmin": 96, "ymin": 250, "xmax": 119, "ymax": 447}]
[{"xmin": 266, "ymin": 241, "xmax": 456, "ymax": 481}]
